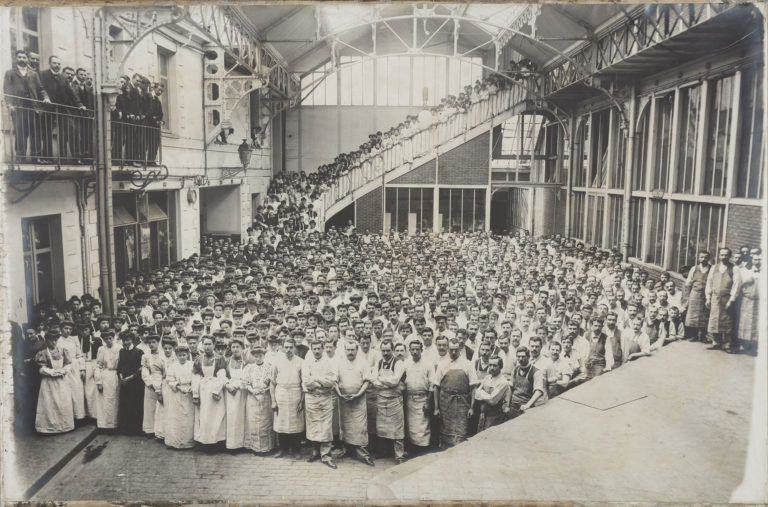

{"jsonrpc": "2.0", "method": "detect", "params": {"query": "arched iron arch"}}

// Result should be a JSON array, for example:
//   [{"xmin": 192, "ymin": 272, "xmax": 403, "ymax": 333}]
[{"xmin": 303, "ymin": 12, "xmax": 627, "ymax": 122}]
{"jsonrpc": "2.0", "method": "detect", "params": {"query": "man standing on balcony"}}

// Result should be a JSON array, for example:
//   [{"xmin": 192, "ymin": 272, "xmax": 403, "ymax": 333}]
[
  {"xmin": 41, "ymin": 56, "xmax": 82, "ymax": 162},
  {"xmin": 62, "ymin": 66, "xmax": 86, "ymax": 164},
  {"xmin": 147, "ymin": 82, "xmax": 165, "ymax": 166},
  {"xmin": 73, "ymin": 68, "xmax": 94, "ymax": 162},
  {"xmin": 3, "ymin": 49, "xmax": 50, "ymax": 163}
]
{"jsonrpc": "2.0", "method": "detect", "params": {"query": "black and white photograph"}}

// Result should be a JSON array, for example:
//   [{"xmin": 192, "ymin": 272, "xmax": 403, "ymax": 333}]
[{"xmin": 0, "ymin": 1, "xmax": 766, "ymax": 504}]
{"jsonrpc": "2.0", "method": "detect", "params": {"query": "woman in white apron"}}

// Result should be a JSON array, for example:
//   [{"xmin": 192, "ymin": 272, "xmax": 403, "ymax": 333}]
[
  {"xmin": 224, "ymin": 338, "xmax": 248, "ymax": 450},
  {"xmin": 94, "ymin": 330, "xmax": 121, "ymax": 429},
  {"xmin": 140, "ymin": 334, "xmax": 164, "ymax": 435},
  {"xmin": 35, "ymin": 330, "xmax": 75, "ymax": 434},
  {"xmin": 164, "ymin": 344, "xmax": 195, "ymax": 449},
  {"xmin": 58, "ymin": 322, "xmax": 86, "ymax": 421},
  {"xmin": 192, "ymin": 336, "xmax": 228, "ymax": 446},
  {"xmin": 243, "ymin": 346, "xmax": 277, "ymax": 453},
  {"xmin": 154, "ymin": 337, "xmax": 176, "ymax": 441}
]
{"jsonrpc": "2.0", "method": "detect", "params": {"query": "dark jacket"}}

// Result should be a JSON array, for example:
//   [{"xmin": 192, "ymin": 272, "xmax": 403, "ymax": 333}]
[
  {"xmin": 40, "ymin": 69, "xmax": 83, "ymax": 109},
  {"xmin": 3, "ymin": 67, "xmax": 48, "ymax": 107},
  {"xmin": 147, "ymin": 95, "xmax": 163, "ymax": 126}
]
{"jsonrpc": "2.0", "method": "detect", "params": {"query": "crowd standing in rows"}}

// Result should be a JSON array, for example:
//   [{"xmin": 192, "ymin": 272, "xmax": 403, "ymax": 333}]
[{"xmin": 13, "ymin": 183, "xmax": 760, "ymax": 469}]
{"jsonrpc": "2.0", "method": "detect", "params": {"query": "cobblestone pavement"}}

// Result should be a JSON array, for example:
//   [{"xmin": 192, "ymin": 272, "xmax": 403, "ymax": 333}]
[{"xmin": 32, "ymin": 434, "xmax": 395, "ymax": 502}]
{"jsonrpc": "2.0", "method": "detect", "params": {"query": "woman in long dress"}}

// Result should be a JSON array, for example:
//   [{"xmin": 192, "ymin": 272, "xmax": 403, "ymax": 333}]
[
  {"xmin": 225, "ymin": 338, "xmax": 248, "ymax": 450},
  {"xmin": 164, "ymin": 344, "xmax": 195, "ymax": 449},
  {"xmin": 35, "ymin": 330, "xmax": 75, "ymax": 434},
  {"xmin": 94, "ymin": 330, "xmax": 121, "ymax": 430},
  {"xmin": 140, "ymin": 334, "xmax": 164, "ymax": 435},
  {"xmin": 154, "ymin": 337, "xmax": 176, "ymax": 441},
  {"xmin": 243, "ymin": 346, "xmax": 277, "ymax": 453},
  {"xmin": 192, "ymin": 336, "xmax": 228, "ymax": 446},
  {"xmin": 58, "ymin": 321, "xmax": 86, "ymax": 421}
]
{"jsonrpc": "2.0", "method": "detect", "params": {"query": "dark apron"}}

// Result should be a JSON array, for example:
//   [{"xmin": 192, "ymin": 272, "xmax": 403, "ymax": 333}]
[{"xmin": 439, "ymin": 368, "xmax": 470, "ymax": 445}]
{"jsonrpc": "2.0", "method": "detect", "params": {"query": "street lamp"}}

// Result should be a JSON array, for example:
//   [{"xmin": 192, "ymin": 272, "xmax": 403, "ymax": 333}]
[{"xmin": 238, "ymin": 139, "xmax": 252, "ymax": 170}]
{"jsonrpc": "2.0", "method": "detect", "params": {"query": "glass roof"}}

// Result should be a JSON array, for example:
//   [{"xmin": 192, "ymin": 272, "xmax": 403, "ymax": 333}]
[{"xmin": 317, "ymin": 3, "xmax": 529, "ymax": 37}]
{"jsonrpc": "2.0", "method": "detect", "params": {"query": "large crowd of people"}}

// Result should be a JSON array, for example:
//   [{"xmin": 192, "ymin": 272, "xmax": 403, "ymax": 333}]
[
  {"xmin": 3, "ymin": 48, "xmax": 163, "ymax": 166},
  {"xmin": 12, "ymin": 167, "xmax": 761, "ymax": 469}
]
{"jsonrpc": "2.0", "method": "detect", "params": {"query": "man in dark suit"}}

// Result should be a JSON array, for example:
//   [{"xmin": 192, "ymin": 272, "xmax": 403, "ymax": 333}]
[
  {"xmin": 146, "ymin": 82, "xmax": 164, "ymax": 165},
  {"xmin": 73, "ymin": 67, "xmax": 94, "ymax": 162},
  {"xmin": 3, "ymin": 50, "xmax": 50, "ymax": 163},
  {"xmin": 61, "ymin": 66, "xmax": 86, "ymax": 163},
  {"xmin": 40, "ymin": 55, "xmax": 84, "ymax": 161},
  {"xmin": 124, "ymin": 73, "xmax": 144, "ymax": 165},
  {"xmin": 111, "ymin": 75, "xmax": 132, "ymax": 164}
]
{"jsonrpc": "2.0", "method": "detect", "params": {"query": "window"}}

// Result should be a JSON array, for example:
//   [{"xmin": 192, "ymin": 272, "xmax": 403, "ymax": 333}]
[
  {"xmin": 22, "ymin": 215, "xmax": 64, "ymax": 323},
  {"xmin": 586, "ymin": 195, "xmax": 604, "ymax": 246},
  {"xmin": 670, "ymin": 201, "xmax": 724, "ymax": 274},
  {"xmin": 535, "ymin": 122, "xmax": 562, "ymax": 183},
  {"xmin": 412, "ymin": 56, "xmax": 447, "ymax": 107},
  {"xmin": 610, "ymin": 110, "xmax": 627, "ymax": 190},
  {"xmin": 9, "ymin": 8, "xmax": 40, "ymax": 60},
  {"xmin": 113, "ymin": 191, "xmax": 171, "ymax": 285},
  {"xmin": 702, "ymin": 75, "xmax": 734, "ymax": 196},
  {"xmin": 448, "ymin": 57, "xmax": 483, "ymax": 96},
  {"xmin": 589, "ymin": 109, "xmax": 610, "ymax": 188},
  {"xmin": 385, "ymin": 187, "xmax": 434, "ymax": 234},
  {"xmin": 628, "ymin": 197, "xmax": 644, "ymax": 258},
  {"xmin": 301, "ymin": 61, "xmax": 337, "ymax": 106},
  {"xmin": 157, "ymin": 49, "xmax": 172, "ymax": 132},
  {"xmin": 339, "ymin": 56, "xmax": 374, "ymax": 106},
  {"xmin": 573, "ymin": 116, "xmax": 589, "ymax": 188},
  {"xmin": 735, "ymin": 65, "xmax": 764, "ymax": 199},
  {"xmin": 570, "ymin": 191, "xmax": 585, "ymax": 240},
  {"xmin": 377, "ymin": 56, "xmax": 411, "ymax": 106},
  {"xmin": 675, "ymin": 85, "xmax": 701, "ymax": 193},
  {"xmin": 645, "ymin": 199, "xmax": 667, "ymax": 266},
  {"xmin": 606, "ymin": 195, "xmax": 623, "ymax": 250},
  {"xmin": 438, "ymin": 188, "xmax": 486, "ymax": 233},
  {"xmin": 499, "ymin": 114, "xmax": 546, "ymax": 182},
  {"xmin": 633, "ymin": 107, "xmax": 649, "ymax": 191},
  {"xmin": 651, "ymin": 92, "xmax": 674, "ymax": 192}
]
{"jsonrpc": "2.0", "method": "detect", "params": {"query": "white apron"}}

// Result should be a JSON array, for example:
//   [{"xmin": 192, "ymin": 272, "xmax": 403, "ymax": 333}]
[
  {"xmin": 225, "ymin": 359, "xmax": 247, "ymax": 449},
  {"xmin": 35, "ymin": 349, "xmax": 75, "ymax": 434},
  {"xmin": 94, "ymin": 346, "xmax": 120, "ymax": 429},
  {"xmin": 194, "ymin": 362, "xmax": 227, "ymax": 444}
]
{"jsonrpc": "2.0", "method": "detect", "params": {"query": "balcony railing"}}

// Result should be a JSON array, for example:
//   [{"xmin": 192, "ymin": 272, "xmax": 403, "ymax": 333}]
[
  {"xmin": 2, "ymin": 94, "xmax": 95, "ymax": 166},
  {"xmin": 110, "ymin": 119, "xmax": 162, "ymax": 168},
  {"xmin": 321, "ymin": 84, "xmax": 527, "ymax": 213}
]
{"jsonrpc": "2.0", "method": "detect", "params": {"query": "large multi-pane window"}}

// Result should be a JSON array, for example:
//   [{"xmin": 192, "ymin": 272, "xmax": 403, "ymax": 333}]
[
  {"xmin": 508, "ymin": 187, "xmax": 531, "ymax": 233},
  {"xmin": 438, "ymin": 188, "xmax": 486, "ymax": 233},
  {"xmin": 385, "ymin": 187, "xmax": 434, "ymax": 233},
  {"xmin": 22, "ymin": 215, "xmax": 64, "ymax": 323},
  {"xmin": 651, "ymin": 92, "xmax": 674, "ymax": 192},
  {"xmin": 645, "ymin": 200, "xmax": 667, "ymax": 266},
  {"xmin": 498, "ymin": 114, "xmax": 546, "ymax": 182},
  {"xmin": 570, "ymin": 191, "xmax": 585, "ymax": 241},
  {"xmin": 339, "ymin": 56, "xmax": 375, "ymax": 106},
  {"xmin": 586, "ymin": 195, "xmax": 605, "ymax": 246},
  {"xmin": 670, "ymin": 202, "xmax": 725, "ymax": 273},
  {"xmin": 536, "ymin": 122, "xmax": 563, "ymax": 183},
  {"xmin": 113, "ymin": 192, "xmax": 171, "ymax": 285},
  {"xmin": 675, "ymin": 85, "xmax": 701, "ymax": 193},
  {"xmin": 628, "ymin": 197, "xmax": 644, "ymax": 258},
  {"xmin": 9, "ymin": 8, "xmax": 40, "ymax": 60},
  {"xmin": 633, "ymin": 107, "xmax": 650, "ymax": 191},
  {"xmin": 606, "ymin": 195, "xmax": 623, "ymax": 250},
  {"xmin": 589, "ymin": 109, "xmax": 610, "ymax": 188},
  {"xmin": 735, "ymin": 65, "xmax": 764, "ymax": 199},
  {"xmin": 301, "ymin": 55, "xmax": 481, "ymax": 107},
  {"xmin": 573, "ymin": 117, "xmax": 589, "ymax": 188},
  {"xmin": 702, "ymin": 74, "xmax": 734, "ymax": 196},
  {"xmin": 610, "ymin": 111, "xmax": 627, "ymax": 190}
]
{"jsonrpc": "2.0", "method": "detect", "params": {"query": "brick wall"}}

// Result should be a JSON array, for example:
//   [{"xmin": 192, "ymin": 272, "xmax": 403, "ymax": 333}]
[
  {"xmin": 391, "ymin": 160, "xmax": 436, "ymax": 185},
  {"xmin": 726, "ymin": 204, "xmax": 763, "ymax": 249},
  {"xmin": 438, "ymin": 132, "xmax": 490, "ymax": 185},
  {"xmin": 355, "ymin": 186, "xmax": 383, "ymax": 233}
]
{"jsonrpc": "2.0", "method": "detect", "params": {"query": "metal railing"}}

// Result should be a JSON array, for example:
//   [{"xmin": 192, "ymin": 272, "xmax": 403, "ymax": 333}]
[
  {"xmin": 321, "ymin": 85, "xmax": 526, "ymax": 212},
  {"xmin": 2, "ymin": 94, "xmax": 95, "ymax": 166},
  {"xmin": 110, "ymin": 119, "xmax": 162, "ymax": 168}
]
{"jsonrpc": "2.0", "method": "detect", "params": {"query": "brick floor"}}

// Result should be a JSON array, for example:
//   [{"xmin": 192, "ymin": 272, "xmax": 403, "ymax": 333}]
[
  {"xmin": 3, "ymin": 423, "xmax": 96, "ymax": 500},
  {"xmin": 31, "ymin": 434, "xmax": 395, "ymax": 502}
]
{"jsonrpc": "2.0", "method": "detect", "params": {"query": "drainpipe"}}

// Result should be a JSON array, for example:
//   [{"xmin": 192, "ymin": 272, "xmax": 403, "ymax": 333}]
[
  {"xmin": 621, "ymin": 85, "xmax": 637, "ymax": 262},
  {"xmin": 73, "ymin": 178, "xmax": 91, "ymax": 295},
  {"xmin": 201, "ymin": 54, "xmax": 208, "ymax": 183}
]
